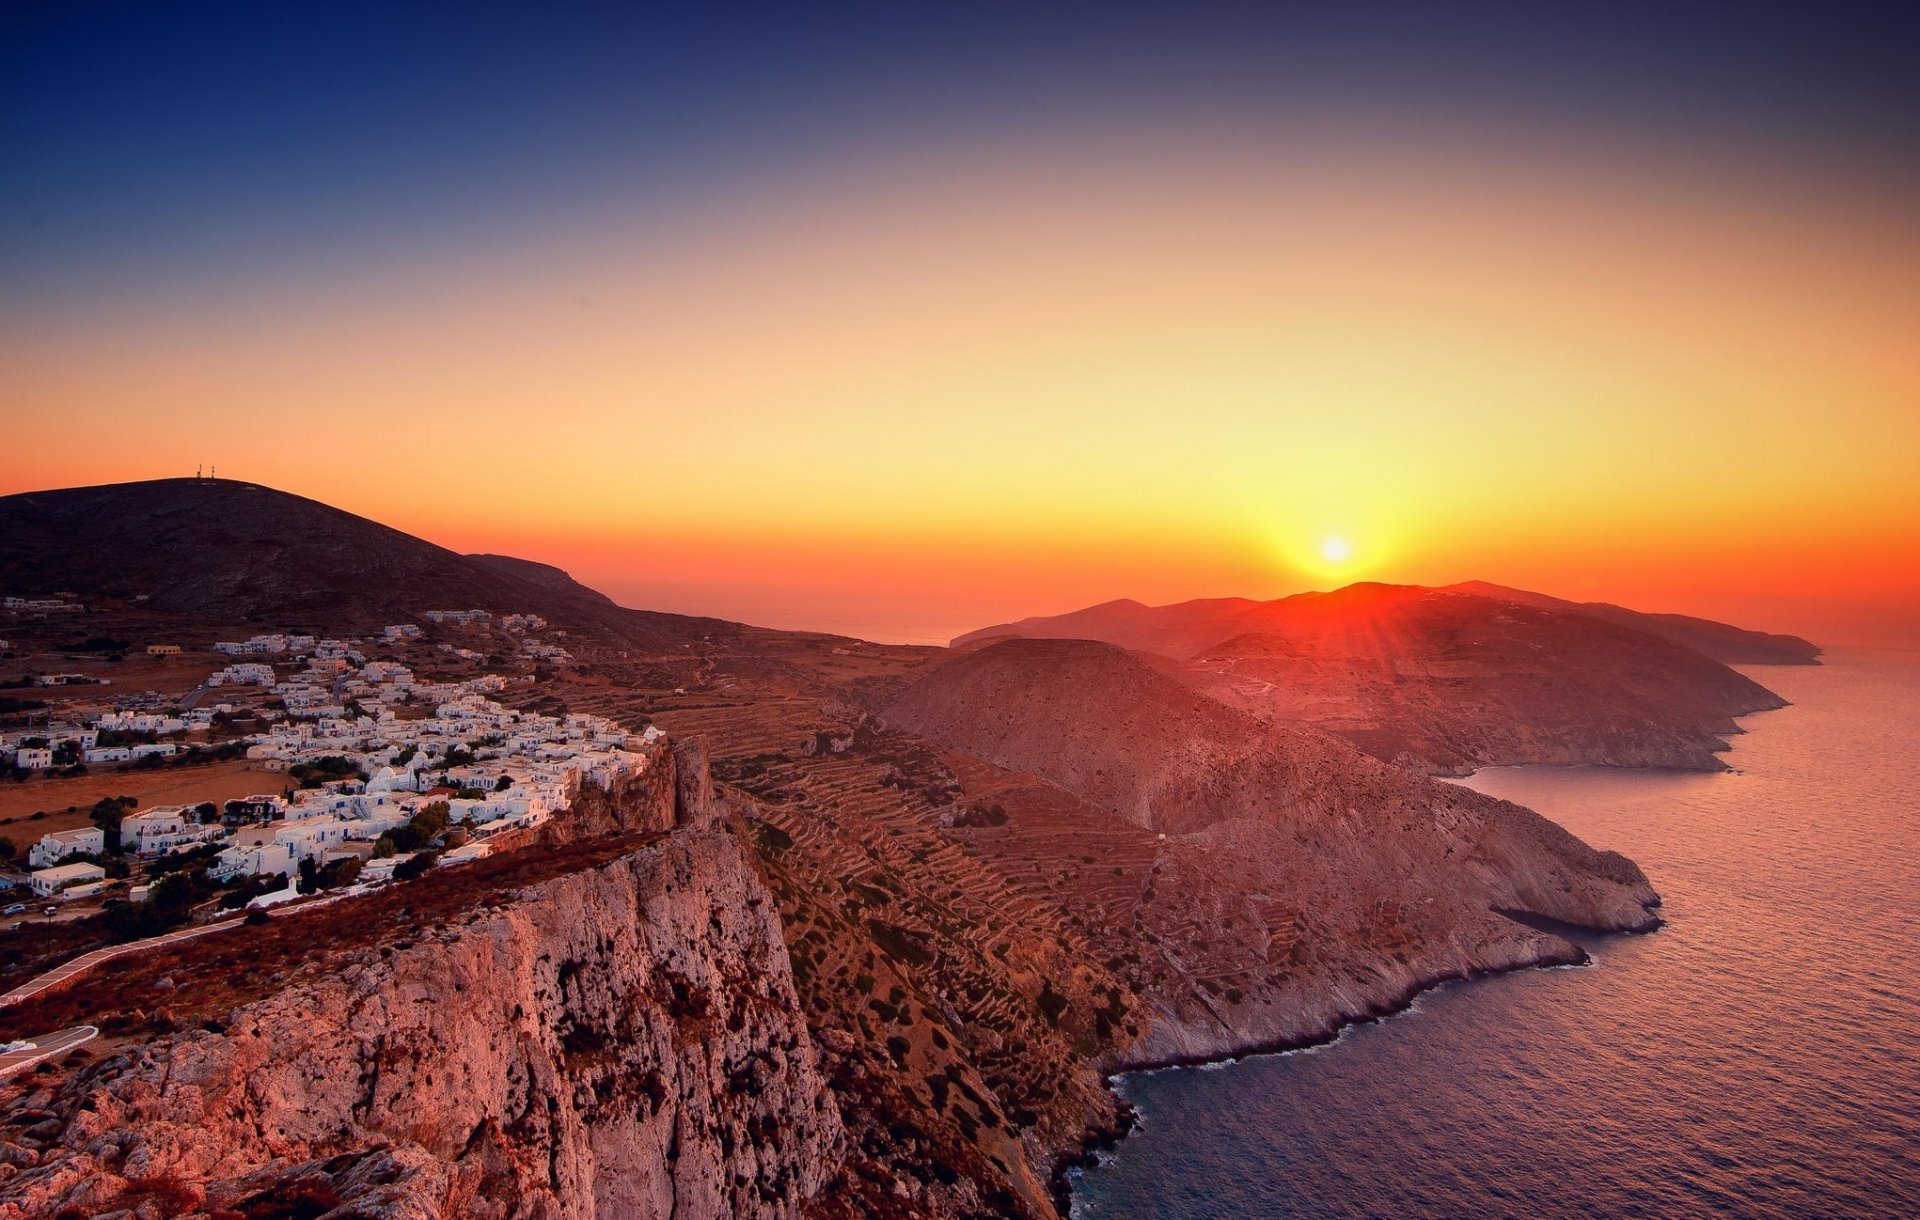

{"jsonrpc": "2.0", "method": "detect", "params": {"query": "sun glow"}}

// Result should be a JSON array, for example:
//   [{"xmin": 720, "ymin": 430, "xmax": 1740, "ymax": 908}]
[{"xmin": 1321, "ymin": 537, "xmax": 1352, "ymax": 564}]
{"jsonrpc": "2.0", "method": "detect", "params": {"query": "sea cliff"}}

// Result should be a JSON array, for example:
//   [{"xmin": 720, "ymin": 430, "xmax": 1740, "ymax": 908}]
[{"xmin": 0, "ymin": 754, "xmax": 843, "ymax": 1219}]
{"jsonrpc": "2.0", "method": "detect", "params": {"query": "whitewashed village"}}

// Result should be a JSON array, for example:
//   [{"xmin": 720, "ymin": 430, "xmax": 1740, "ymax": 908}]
[{"xmin": 0, "ymin": 607, "xmax": 657, "ymax": 922}]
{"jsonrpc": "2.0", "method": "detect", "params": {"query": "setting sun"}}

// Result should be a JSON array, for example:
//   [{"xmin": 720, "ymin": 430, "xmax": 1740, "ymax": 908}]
[{"xmin": 1321, "ymin": 537, "xmax": 1352, "ymax": 564}]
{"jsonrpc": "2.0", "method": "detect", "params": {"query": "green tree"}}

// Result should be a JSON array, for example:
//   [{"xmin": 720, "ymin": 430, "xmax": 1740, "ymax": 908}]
[
  {"xmin": 393, "ymin": 851, "xmax": 439, "ymax": 881},
  {"xmin": 89, "ymin": 794, "xmax": 135, "ymax": 853}
]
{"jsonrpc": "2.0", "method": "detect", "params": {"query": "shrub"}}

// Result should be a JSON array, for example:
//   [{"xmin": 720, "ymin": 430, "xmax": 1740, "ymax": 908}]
[{"xmin": 393, "ymin": 851, "xmax": 439, "ymax": 882}]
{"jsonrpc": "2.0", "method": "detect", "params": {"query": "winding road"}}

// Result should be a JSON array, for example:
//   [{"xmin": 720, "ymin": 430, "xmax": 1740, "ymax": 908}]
[{"xmin": 0, "ymin": 1025, "xmax": 98, "ymax": 1077}]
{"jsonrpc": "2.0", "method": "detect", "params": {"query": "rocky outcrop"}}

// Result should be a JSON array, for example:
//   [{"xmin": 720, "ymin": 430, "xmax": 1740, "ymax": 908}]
[
  {"xmin": 1118, "ymin": 786, "xmax": 1656, "ymax": 1066},
  {"xmin": 0, "ymin": 826, "xmax": 843, "ymax": 1218},
  {"xmin": 553, "ymin": 743, "xmax": 679, "ymax": 842},
  {"xmin": 885, "ymin": 638, "xmax": 1660, "ymax": 1069}
]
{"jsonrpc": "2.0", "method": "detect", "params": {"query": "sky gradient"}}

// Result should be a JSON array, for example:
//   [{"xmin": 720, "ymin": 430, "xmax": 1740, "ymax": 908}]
[{"xmin": 4, "ymin": 2, "xmax": 1918, "ymax": 644}]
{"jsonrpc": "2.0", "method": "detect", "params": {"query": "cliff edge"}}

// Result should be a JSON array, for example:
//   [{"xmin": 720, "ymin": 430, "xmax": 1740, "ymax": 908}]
[{"xmin": 0, "ymin": 826, "xmax": 842, "ymax": 1219}]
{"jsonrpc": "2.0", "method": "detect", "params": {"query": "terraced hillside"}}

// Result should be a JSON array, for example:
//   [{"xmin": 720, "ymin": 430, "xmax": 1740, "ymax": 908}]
[{"xmin": 519, "ymin": 629, "xmax": 1661, "ymax": 1216}]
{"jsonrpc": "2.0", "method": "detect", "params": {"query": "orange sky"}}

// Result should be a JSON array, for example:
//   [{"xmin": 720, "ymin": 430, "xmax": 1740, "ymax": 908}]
[{"xmin": 5, "ymin": 120, "xmax": 1917, "ymax": 646}]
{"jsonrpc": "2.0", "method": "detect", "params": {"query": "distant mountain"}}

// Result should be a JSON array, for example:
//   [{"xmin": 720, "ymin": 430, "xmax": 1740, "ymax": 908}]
[
  {"xmin": 959, "ymin": 580, "xmax": 1820, "ymax": 666},
  {"xmin": 1445, "ymin": 581, "xmax": 1821, "ymax": 664},
  {"xmin": 0, "ymin": 478, "xmax": 726, "ymax": 651},
  {"xmin": 953, "ymin": 583, "xmax": 1795, "ymax": 772}
]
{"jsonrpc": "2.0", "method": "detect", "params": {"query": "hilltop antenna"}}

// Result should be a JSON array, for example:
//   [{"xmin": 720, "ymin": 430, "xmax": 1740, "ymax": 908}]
[
  {"xmin": 196, "ymin": 464, "xmax": 203, "ymax": 479},
  {"xmin": 210, "ymin": 465, "xmax": 216, "ymax": 480}
]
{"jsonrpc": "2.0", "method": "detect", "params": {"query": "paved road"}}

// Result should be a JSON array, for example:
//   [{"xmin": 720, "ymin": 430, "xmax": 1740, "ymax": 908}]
[
  {"xmin": 0, "ymin": 887, "xmax": 360, "ymax": 1011},
  {"xmin": 0, "ymin": 1025, "xmax": 98, "ymax": 1077},
  {"xmin": 0, "ymin": 919, "xmax": 241, "ymax": 1010}
]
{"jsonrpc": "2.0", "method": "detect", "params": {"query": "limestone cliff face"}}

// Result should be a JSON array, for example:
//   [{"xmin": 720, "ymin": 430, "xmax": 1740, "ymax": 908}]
[{"xmin": 0, "ymin": 825, "xmax": 842, "ymax": 1219}]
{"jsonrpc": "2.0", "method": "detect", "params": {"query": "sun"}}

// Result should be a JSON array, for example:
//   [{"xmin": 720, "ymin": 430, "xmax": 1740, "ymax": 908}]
[{"xmin": 1320, "ymin": 536, "xmax": 1352, "ymax": 564}]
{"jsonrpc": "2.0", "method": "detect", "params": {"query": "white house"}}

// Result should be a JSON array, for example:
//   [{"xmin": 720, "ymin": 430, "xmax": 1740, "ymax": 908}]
[
  {"xmin": 273, "ymin": 816, "xmax": 352, "ymax": 863},
  {"xmin": 30, "ymin": 861, "xmax": 106, "ymax": 898},
  {"xmin": 122, "ymin": 806, "xmax": 223, "ymax": 857},
  {"xmin": 212, "ymin": 841, "xmax": 296, "ymax": 881},
  {"xmin": 439, "ymin": 840, "xmax": 492, "ymax": 866},
  {"xmin": 222, "ymin": 793, "xmax": 287, "ymax": 824},
  {"xmin": 209, "ymin": 662, "xmax": 275, "ymax": 687},
  {"xmin": 28, "ymin": 826, "xmax": 105, "ymax": 868},
  {"xmin": 13, "ymin": 747, "xmax": 52, "ymax": 770}
]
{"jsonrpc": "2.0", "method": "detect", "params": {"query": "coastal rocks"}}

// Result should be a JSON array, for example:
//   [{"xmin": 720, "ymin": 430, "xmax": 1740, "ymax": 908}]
[
  {"xmin": 885, "ymin": 638, "xmax": 1663, "ymax": 1071},
  {"xmin": 0, "ymin": 826, "xmax": 843, "ymax": 1219}
]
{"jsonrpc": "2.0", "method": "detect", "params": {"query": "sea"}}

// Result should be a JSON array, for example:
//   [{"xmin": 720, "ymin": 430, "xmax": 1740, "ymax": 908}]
[{"xmin": 1072, "ymin": 647, "xmax": 1920, "ymax": 1218}]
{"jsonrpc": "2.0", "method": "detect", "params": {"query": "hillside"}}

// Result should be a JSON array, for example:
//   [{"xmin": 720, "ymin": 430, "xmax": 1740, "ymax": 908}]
[
  {"xmin": 957, "ymin": 580, "xmax": 1821, "ymax": 666},
  {"xmin": 0, "ymin": 480, "xmax": 1692, "ymax": 1216},
  {"xmin": 0, "ymin": 478, "xmax": 729, "ymax": 653},
  {"xmin": 883, "ymin": 637, "xmax": 1661, "ymax": 1062},
  {"xmin": 954, "ymin": 584, "xmax": 1797, "ymax": 771},
  {"xmin": 1447, "ymin": 581, "xmax": 1822, "ymax": 664}
]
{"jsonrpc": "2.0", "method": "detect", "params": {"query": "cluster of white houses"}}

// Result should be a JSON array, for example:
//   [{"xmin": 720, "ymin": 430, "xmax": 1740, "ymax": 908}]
[
  {"xmin": 423, "ymin": 609, "xmax": 493, "ymax": 626},
  {"xmin": 7, "ymin": 612, "xmax": 575, "ymax": 776},
  {"xmin": 213, "ymin": 633, "xmax": 319, "ymax": 656},
  {"xmin": 6, "ymin": 612, "xmax": 641, "ymax": 904},
  {"xmin": 2, "ymin": 595, "xmax": 83, "ymax": 614},
  {"xmin": 7, "ymin": 732, "xmax": 182, "ymax": 771},
  {"xmin": 16, "ymin": 704, "xmax": 657, "ymax": 902}
]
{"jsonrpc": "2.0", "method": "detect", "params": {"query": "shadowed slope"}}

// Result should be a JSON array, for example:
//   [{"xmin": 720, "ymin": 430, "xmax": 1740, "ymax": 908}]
[
  {"xmin": 953, "ymin": 585, "xmax": 1793, "ymax": 772},
  {"xmin": 0, "ymin": 478, "xmax": 736, "ymax": 652},
  {"xmin": 1447, "ymin": 580, "xmax": 1822, "ymax": 664},
  {"xmin": 956, "ymin": 580, "xmax": 1819, "ymax": 666}
]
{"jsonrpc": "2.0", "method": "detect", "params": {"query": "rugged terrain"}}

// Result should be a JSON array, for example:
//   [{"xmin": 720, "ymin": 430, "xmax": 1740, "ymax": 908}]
[
  {"xmin": 0, "ymin": 479, "xmax": 741, "ymax": 652},
  {"xmin": 956, "ymin": 583, "xmax": 1799, "ymax": 772},
  {"xmin": 884, "ymin": 638, "xmax": 1660, "ymax": 1062},
  {"xmin": 0, "ymin": 479, "xmax": 1806, "ymax": 1218},
  {"xmin": 959, "ymin": 580, "xmax": 1822, "ymax": 666},
  {"xmin": 0, "ymin": 742, "xmax": 846, "ymax": 1219}
]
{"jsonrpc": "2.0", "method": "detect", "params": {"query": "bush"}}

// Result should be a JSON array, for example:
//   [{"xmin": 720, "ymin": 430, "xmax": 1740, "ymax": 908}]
[
  {"xmin": 1036, "ymin": 981, "xmax": 1069, "ymax": 1026},
  {"xmin": 393, "ymin": 851, "xmax": 439, "ymax": 881},
  {"xmin": 288, "ymin": 755, "xmax": 364, "ymax": 788}
]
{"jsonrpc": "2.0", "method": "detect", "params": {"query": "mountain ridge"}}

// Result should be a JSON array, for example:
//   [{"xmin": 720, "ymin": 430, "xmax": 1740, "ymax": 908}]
[
  {"xmin": 952, "ymin": 583, "xmax": 1795, "ymax": 773},
  {"xmin": 0, "ymin": 478, "xmax": 742, "ymax": 653},
  {"xmin": 957, "ymin": 580, "xmax": 1821, "ymax": 666}
]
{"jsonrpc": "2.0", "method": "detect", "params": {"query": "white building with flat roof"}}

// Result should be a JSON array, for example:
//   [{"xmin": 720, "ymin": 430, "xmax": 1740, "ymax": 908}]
[
  {"xmin": 123, "ymin": 806, "xmax": 224, "ymax": 857},
  {"xmin": 28, "ymin": 827, "xmax": 104, "ymax": 868},
  {"xmin": 31, "ymin": 861, "xmax": 106, "ymax": 898},
  {"xmin": 212, "ymin": 841, "xmax": 295, "ymax": 881}
]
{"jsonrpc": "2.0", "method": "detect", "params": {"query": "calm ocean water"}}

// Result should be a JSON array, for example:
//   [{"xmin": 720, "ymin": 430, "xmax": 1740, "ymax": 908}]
[{"xmin": 1073, "ymin": 648, "xmax": 1920, "ymax": 1218}]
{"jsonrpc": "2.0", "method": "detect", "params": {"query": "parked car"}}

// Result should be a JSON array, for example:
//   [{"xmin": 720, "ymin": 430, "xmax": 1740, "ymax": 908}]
[{"xmin": 0, "ymin": 904, "xmax": 23, "ymax": 916}]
